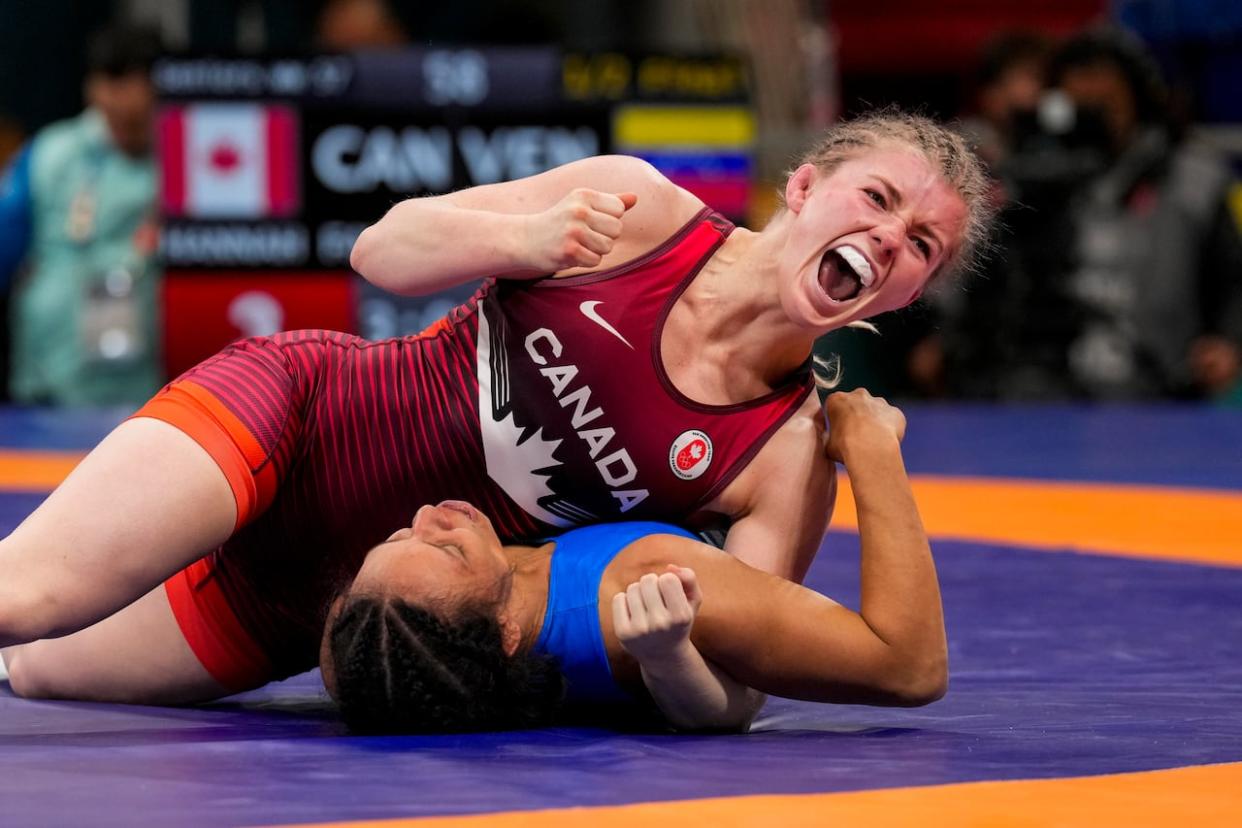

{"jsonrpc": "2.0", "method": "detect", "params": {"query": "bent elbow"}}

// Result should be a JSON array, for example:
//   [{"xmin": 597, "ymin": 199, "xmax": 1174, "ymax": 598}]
[
  {"xmin": 349, "ymin": 226, "xmax": 377, "ymax": 280},
  {"xmin": 668, "ymin": 693, "xmax": 765, "ymax": 734},
  {"xmin": 901, "ymin": 674, "xmax": 948, "ymax": 707},
  {"xmin": 717, "ymin": 700, "xmax": 763, "ymax": 734},
  {"xmin": 893, "ymin": 655, "xmax": 949, "ymax": 707},
  {"xmin": 868, "ymin": 648, "xmax": 947, "ymax": 707}
]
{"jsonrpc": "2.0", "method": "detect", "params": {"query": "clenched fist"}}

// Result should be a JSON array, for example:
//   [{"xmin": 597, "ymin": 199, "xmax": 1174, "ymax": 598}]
[
  {"xmin": 612, "ymin": 565, "xmax": 702, "ymax": 663},
  {"xmin": 523, "ymin": 188, "xmax": 637, "ymax": 273},
  {"xmin": 821, "ymin": 389, "xmax": 907, "ymax": 463}
]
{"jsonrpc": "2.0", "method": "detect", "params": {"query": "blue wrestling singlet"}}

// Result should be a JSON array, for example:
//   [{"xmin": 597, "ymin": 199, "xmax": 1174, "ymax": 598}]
[{"xmin": 533, "ymin": 521, "xmax": 698, "ymax": 705}]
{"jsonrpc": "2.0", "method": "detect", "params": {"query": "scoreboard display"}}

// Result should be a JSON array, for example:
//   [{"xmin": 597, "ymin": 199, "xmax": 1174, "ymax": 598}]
[{"xmin": 154, "ymin": 48, "xmax": 754, "ymax": 376}]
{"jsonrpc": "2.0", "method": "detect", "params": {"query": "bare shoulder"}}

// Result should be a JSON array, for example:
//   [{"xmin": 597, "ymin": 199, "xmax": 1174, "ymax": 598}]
[
  {"xmin": 610, "ymin": 532, "xmax": 732, "ymax": 580},
  {"xmin": 604, "ymin": 532, "xmax": 819, "ymax": 620},
  {"xmin": 598, "ymin": 530, "xmax": 773, "ymax": 688},
  {"xmin": 768, "ymin": 394, "xmax": 828, "ymax": 454},
  {"xmin": 711, "ymin": 394, "xmax": 829, "ymax": 517}
]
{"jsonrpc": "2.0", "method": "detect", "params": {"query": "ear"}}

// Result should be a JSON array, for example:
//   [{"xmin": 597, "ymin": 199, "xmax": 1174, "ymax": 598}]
[
  {"xmin": 784, "ymin": 163, "xmax": 818, "ymax": 214},
  {"xmin": 498, "ymin": 615, "xmax": 523, "ymax": 657}
]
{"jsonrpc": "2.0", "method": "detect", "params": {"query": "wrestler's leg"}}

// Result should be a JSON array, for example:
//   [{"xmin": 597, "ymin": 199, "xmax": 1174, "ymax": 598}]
[
  {"xmin": 0, "ymin": 418, "xmax": 236, "ymax": 648},
  {"xmin": 3, "ymin": 585, "xmax": 236, "ymax": 705}
]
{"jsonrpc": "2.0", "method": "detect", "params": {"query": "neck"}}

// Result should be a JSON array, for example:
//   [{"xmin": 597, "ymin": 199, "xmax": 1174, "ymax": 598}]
[
  {"xmin": 681, "ymin": 220, "xmax": 818, "ymax": 393},
  {"xmin": 503, "ymin": 542, "xmax": 554, "ymax": 654}
]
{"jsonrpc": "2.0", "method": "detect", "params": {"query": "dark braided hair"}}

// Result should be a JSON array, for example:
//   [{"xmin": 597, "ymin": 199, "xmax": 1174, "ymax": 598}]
[{"xmin": 330, "ymin": 595, "xmax": 565, "ymax": 734}]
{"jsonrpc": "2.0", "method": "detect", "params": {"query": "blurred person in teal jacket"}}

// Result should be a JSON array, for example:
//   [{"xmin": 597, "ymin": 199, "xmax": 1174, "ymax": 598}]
[{"xmin": 0, "ymin": 24, "xmax": 162, "ymax": 406}]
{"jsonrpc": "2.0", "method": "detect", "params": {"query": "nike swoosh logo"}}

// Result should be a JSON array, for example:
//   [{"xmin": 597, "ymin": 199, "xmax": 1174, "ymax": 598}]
[{"xmin": 579, "ymin": 301, "xmax": 634, "ymax": 349}]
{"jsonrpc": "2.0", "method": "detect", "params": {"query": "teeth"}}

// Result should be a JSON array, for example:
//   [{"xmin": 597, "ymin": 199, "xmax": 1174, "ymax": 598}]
[{"xmin": 835, "ymin": 246, "xmax": 873, "ymax": 287}]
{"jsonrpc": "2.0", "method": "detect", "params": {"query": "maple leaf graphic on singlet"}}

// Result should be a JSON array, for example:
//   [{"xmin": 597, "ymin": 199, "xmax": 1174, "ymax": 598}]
[
  {"xmin": 676, "ymin": 439, "xmax": 708, "ymax": 471},
  {"xmin": 475, "ymin": 305, "xmax": 597, "ymax": 527}
]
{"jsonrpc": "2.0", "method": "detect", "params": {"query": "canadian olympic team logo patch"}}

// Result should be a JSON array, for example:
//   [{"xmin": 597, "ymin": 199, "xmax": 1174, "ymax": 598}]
[{"xmin": 669, "ymin": 429, "xmax": 713, "ymax": 481}]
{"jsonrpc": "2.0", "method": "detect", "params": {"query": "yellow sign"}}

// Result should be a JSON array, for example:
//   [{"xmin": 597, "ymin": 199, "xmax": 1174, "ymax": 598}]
[
  {"xmin": 613, "ymin": 105, "xmax": 755, "ymax": 148},
  {"xmin": 563, "ymin": 54, "xmax": 748, "ymax": 102}
]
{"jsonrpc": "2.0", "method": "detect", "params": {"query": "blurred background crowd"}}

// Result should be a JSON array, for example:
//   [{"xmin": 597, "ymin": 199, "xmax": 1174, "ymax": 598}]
[{"xmin": 1, "ymin": 0, "xmax": 1240, "ymax": 408}]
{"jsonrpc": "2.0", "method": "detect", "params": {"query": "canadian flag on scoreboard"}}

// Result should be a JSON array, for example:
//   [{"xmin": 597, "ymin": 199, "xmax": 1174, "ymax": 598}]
[{"xmin": 159, "ymin": 104, "xmax": 300, "ymax": 218}]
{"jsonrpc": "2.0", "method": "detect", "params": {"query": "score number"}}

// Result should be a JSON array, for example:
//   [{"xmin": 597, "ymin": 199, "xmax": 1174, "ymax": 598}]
[{"xmin": 423, "ymin": 50, "xmax": 489, "ymax": 105}]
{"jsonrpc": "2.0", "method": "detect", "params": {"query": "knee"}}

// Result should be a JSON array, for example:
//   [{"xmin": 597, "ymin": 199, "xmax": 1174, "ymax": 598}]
[
  {"xmin": 0, "ymin": 585, "xmax": 63, "ymax": 649},
  {"xmin": 5, "ymin": 648, "xmax": 54, "ymax": 699},
  {"xmin": 6, "ymin": 640, "xmax": 87, "ymax": 700}
]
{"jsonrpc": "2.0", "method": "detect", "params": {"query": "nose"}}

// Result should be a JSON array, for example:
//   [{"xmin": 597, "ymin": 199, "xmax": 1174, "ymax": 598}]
[
  {"xmin": 438, "ymin": 500, "xmax": 478, "ymax": 522},
  {"xmin": 411, "ymin": 503, "xmax": 451, "ymax": 535},
  {"xmin": 870, "ymin": 217, "xmax": 903, "ymax": 264}
]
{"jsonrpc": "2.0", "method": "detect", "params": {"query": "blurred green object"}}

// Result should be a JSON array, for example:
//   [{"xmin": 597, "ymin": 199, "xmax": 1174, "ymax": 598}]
[
  {"xmin": 10, "ymin": 111, "xmax": 159, "ymax": 406},
  {"xmin": 1220, "ymin": 377, "xmax": 1242, "ymax": 407}
]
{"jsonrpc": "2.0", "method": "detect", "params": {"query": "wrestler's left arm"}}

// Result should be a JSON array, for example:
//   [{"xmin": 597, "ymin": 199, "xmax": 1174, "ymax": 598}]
[
  {"xmin": 719, "ymin": 396, "xmax": 837, "ymax": 583},
  {"xmin": 689, "ymin": 392, "xmax": 948, "ymax": 707}
]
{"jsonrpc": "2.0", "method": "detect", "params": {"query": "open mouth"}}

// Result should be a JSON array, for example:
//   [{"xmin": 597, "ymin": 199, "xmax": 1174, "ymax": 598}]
[{"xmin": 817, "ymin": 245, "xmax": 874, "ymax": 303}]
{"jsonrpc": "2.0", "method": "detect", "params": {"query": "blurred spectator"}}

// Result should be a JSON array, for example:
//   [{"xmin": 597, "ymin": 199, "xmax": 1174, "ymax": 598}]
[
  {"xmin": 841, "ymin": 31, "xmax": 1052, "ymax": 400},
  {"xmin": 935, "ymin": 26, "xmax": 1242, "ymax": 400},
  {"xmin": 959, "ymin": 30, "xmax": 1052, "ymax": 169},
  {"xmin": 0, "ymin": 116, "xmax": 22, "ymax": 168},
  {"xmin": 317, "ymin": 0, "xmax": 408, "ymax": 50},
  {"xmin": 0, "ymin": 24, "xmax": 163, "ymax": 406}
]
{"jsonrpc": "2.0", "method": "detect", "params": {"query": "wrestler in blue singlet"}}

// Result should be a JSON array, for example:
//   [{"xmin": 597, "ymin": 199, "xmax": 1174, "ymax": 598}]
[{"xmin": 533, "ymin": 522, "xmax": 697, "ymax": 705}]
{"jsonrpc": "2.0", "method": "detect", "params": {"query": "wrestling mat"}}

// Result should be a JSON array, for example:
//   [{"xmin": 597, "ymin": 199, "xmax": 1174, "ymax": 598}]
[{"xmin": 2, "ymin": 404, "xmax": 1240, "ymax": 826}]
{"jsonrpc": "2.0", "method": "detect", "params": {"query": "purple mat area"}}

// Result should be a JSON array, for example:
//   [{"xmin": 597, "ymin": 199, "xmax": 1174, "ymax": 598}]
[
  {"xmin": 0, "ymin": 492, "xmax": 46, "ymax": 533},
  {"xmin": 0, "ymin": 407, "xmax": 126, "ymax": 450},
  {"xmin": 898, "ymin": 403, "xmax": 1242, "ymax": 489},
  {"xmin": 4, "ymin": 534, "xmax": 1242, "ymax": 827},
  {"xmin": 3, "ymin": 403, "xmax": 1240, "ymax": 489},
  {"xmin": 4, "ymin": 405, "xmax": 1241, "ymax": 825}
]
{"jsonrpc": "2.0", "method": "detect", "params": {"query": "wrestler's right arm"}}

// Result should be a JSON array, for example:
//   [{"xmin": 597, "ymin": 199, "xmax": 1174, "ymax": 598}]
[{"xmin": 349, "ymin": 154, "xmax": 696, "ymax": 297}]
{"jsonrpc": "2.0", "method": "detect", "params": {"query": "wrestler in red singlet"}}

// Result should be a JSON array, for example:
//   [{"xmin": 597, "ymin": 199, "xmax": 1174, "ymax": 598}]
[{"xmin": 142, "ymin": 208, "xmax": 812, "ymax": 689}]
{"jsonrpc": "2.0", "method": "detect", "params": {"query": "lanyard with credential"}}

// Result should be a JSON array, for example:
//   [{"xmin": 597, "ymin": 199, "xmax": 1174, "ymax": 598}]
[{"xmin": 65, "ymin": 143, "xmax": 108, "ymax": 244}]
